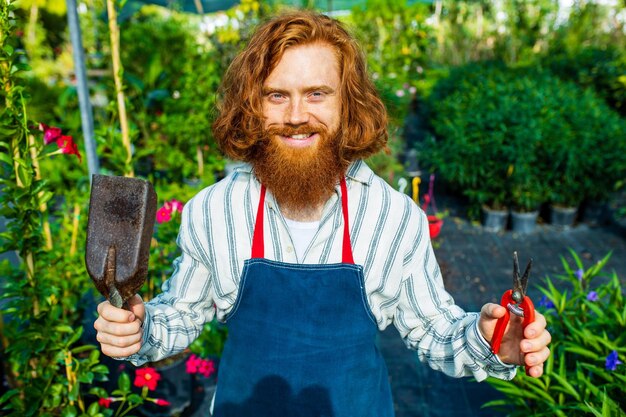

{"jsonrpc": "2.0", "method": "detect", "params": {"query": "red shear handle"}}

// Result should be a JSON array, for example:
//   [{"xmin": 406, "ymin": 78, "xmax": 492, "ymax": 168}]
[
  {"xmin": 490, "ymin": 290, "xmax": 536, "ymax": 375},
  {"xmin": 490, "ymin": 290, "xmax": 513, "ymax": 355}
]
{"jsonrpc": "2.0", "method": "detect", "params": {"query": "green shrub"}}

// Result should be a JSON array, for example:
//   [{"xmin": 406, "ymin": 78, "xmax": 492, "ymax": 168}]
[
  {"xmin": 545, "ymin": 47, "xmax": 626, "ymax": 117},
  {"xmin": 485, "ymin": 250, "xmax": 626, "ymax": 416},
  {"xmin": 537, "ymin": 83, "xmax": 626, "ymax": 207},
  {"xmin": 420, "ymin": 61, "xmax": 626, "ymax": 212}
]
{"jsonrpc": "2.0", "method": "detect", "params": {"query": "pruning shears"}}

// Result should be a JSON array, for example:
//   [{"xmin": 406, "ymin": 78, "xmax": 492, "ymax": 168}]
[{"xmin": 490, "ymin": 252, "xmax": 536, "ymax": 375}]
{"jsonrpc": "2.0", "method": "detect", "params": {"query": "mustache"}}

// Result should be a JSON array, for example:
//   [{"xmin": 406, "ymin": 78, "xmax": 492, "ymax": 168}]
[{"xmin": 265, "ymin": 124, "xmax": 329, "ymax": 138}]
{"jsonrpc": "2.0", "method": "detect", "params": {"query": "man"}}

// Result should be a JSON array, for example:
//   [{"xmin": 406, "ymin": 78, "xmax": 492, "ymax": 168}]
[{"xmin": 94, "ymin": 10, "xmax": 551, "ymax": 416}]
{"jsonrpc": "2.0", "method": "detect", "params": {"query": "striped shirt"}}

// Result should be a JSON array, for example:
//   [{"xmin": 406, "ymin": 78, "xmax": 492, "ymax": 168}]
[{"xmin": 131, "ymin": 160, "xmax": 516, "ymax": 382}]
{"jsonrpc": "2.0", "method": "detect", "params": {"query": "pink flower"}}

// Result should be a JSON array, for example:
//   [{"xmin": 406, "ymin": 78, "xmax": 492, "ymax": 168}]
[
  {"xmin": 39, "ymin": 123, "xmax": 62, "ymax": 145},
  {"xmin": 186, "ymin": 354, "xmax": 201, "ymax": 374},
  {"xmin": 154, "ymin": 398, "xmax": 171, "ymax": 406},
  {"xmin": 186, "ymin": 354, "xmax": 216, "ymax": 377},
  {"xmin": 156, "ymin": 206, "xmax": 172, "ymax": 224},
  {"xmin": 156, "ymin": 199, "xmax": 184, "ymax": 223},
  {"xmin": 98, "ymin": 397, "xmax": 113, "ymax": 408},
  {"xmin": 169, "ymin": 199, "xmax": 184, "ymax": 214},
  {"xmin": 198, "ymin": 359, "xmax": 216, "ymax": 378},
  {"xmin": 56, "ymin": 135, "xmax": 82, "ymax": 162},
  {"xmin": 134, "ymin": 367, "xmax": 161, "ymax": 391}
]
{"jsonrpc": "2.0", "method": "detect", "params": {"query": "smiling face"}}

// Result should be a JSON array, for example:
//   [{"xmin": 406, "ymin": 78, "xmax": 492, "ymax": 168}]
[
  {"xmin": 262, "ymin": 43, "xmax": 341, "ymax": 150},
  {"xmin": 252, "ymin": 43, "xmax": 346, "ymax": 218}
]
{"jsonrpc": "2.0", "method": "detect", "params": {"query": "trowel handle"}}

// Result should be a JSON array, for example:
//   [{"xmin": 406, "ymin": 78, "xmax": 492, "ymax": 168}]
[{"xmin": 105, "ymin": 246, "xmax": 125, "ymax": 309}]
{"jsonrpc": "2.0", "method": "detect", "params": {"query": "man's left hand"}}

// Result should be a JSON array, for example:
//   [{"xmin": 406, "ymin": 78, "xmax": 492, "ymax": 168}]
[{"xmin": 478, "ymin": 303, "xmax": 551, "ymax": 378}]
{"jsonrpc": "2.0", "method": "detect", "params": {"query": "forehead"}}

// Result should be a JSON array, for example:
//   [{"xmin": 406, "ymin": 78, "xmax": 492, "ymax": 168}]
[{"xmin": 264, "ymin": 43, "xmax": 340, "ymax": 89}]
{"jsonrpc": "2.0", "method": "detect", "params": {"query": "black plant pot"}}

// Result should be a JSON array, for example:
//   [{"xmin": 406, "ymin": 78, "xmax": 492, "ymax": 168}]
[
  {"xmin": 184, "ymin": 362, "xmax": 219, "ymax": 417},
  {"xmin": 139, "ymin": 354, "xmax": 194, "ymax": 417},
  {"xmin": 511, "ymin": 210, "xmax": 539, "ymax": 234},
  {"xmin": 550, "ymin": 205, "xmax": 577, "ymax": 229},
  {"xmin": 482, "ymin": 206, "xmax": 509, "ymax": 233}
]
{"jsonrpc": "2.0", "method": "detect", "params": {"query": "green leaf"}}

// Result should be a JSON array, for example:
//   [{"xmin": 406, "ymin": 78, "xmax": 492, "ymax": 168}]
[
  {"xmin": 127, "ymin": 394, "xmax": 143, "ymax": 405},
  {"xmin": 36, "ymin": 190, "xmax": 54, "ymax": 207},
  {"xmin": 67, "ymin": 326, "xmax": 84, "ymax": 347},
  {"xmin": 552, "ymin": 374, "xmax": 580, "ymax": 401},
  {"xmin": 0, "ymin": 152, "xmax": 14, "ymax": 166},
  {"xmin": 601, "ymin": 396, "xmax": 611, "ymax": 417},
  {"xmin": 584, "ymin": 402, "xmax": 605, "ymax": 417},
  {"xmin": 2, "ymin": 45, "xmax": 14, "ymax": 56},
  {"xmin": 613, "ymin": 372, "xmax": 626, "ymax": 385},
  {"xmin": 0, "ymin": 389, "xmax": 19, "ymax": 404},
  {"xmin": 524, "ymin": 379, "xmax": 557, "ymax": 404},
  {"xmin": 87, "ymin": 401, "xmax": 99, "ymax": 416},
  {"xmin": 61, "ymin": 405, "xmax": 78, "ymax": 417},
  {"xmin": 553, "ymin": 409, "xmax": 569, "ymax": 417},
  {"xmin": 580, "ymin": 363, "xmax": 615, "ymax": 384},
  {"xmin": 71, "ymin": 345, "xmax": 96, "ymax": 354},
  {"xmin": 563, "ymin": 344, "xmax": 599, "ymax": 360},
  {"xmin": 92, "ymin": 364, "xmax": 109, "ymax": 375},
  {"xmin": 88, "ymin": 387, "xmax": 109, "ymax": 398},
  {"xmin": 587, "ymin": 252, "xmax": 612, "ymax": 278},
  {"xmin": 118, "ymin": 372, "xmax": 131, "ymax": 392},
  {"xmin": 77, "ymin": 371, "xmax": 94, "ymax": 384},
  {"xmin": 482, "ymin": 399, "xmax": 514, "ymax": 408},
  {"xmin": 55, "ymin": 325, "xmax": 74, "ymax": 333}
]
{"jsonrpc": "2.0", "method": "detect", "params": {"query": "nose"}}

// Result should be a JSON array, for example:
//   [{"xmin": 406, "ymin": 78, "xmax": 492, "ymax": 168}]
[{"xmin": 285, "ymin": 98, "xmax": 310, "ymax": 126}]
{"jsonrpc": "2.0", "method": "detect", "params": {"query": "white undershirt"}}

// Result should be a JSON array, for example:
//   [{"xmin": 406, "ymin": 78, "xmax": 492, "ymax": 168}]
[{"xmin": 284, "ymin": 217, "xmax": 320, "ymax": 261}]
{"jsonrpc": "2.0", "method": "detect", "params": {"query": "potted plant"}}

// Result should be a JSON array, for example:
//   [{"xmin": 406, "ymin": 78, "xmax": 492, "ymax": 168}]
[
  {"xmin": 421, "ymin": 61, "xmax": 626, "ymax": 235},
  {"xmin": 468, "ymin": 180, "xmax": 510, "ymax": 233},
  {"xmin": 421, "ymin": 62, "xmax": 551, "ymax": 231},
  {"xmin": 507, "ymin": 157, "xmax": 547, "ymax": 234},
  {"xmin": 537, "ymin": 81, "xmax": 626, "ymax": 228},
  {"xmin": 547, "ymin": 172, "xmax": 581, "ymax": 229}
]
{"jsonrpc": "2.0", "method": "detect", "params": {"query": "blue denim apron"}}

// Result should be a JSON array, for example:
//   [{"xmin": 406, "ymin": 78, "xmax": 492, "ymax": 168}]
[{"xmin": 213, "ymin": 179, "xmax": 394, "ymax": 417}]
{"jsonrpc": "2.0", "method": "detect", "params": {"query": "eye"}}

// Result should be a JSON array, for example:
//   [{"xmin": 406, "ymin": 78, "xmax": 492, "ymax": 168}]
[
  {"xmin": 267, "ymin": 92, "xmax": 286, "ymax": 103},
  {"xmin": 308, "ymin": 91, "xmax": 325, "ymax": 101}
]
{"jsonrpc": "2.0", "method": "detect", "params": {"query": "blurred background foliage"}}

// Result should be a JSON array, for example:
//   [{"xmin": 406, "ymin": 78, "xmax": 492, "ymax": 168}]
[{"xmin": 1, "ymin": 0, "xmax": 625, "ymax": 415}]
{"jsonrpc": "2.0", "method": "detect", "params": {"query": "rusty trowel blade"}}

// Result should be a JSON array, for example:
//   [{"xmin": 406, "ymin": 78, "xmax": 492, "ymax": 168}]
[{"xmin": 85, "ymin": 174, "xmax": 157, "ymax": 307}]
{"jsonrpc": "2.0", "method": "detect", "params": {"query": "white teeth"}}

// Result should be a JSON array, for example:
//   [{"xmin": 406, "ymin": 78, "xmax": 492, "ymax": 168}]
[{"xmin": 290, "ymin": 134, "xmax": 310, "ymax": 140}]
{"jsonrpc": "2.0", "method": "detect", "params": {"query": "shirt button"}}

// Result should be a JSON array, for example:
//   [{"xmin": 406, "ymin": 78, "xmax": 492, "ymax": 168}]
[{"xmin": 286, "ymin": 246, "xmax": 293, "ymax": 253}]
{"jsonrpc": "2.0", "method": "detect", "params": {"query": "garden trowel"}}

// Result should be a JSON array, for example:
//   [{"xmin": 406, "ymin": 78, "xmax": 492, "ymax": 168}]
[{"xmin": 85, "ymin": 175, "xmax": 157, "ymax": 308}]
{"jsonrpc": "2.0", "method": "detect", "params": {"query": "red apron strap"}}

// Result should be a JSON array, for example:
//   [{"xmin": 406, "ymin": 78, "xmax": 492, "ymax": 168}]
[
  {"xmin": 340, "ymin": 177, "xmax": 354, "ymax": 265},
  {"xmin": 251, "ymin": 179, "xmax": 354, "ymax": 264},
  {"xmin": 251, "ymin": 185, "xmax": 266, "ymax": 259}
]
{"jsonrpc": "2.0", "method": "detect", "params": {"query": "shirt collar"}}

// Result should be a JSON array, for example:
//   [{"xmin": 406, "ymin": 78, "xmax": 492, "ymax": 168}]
[
  {"xmin": 345, "ymin": 160, "xmax": 373, "ymax": 186},
  {"xmin": 231, "ymin": 159, "xmax": 373, "ymax": 186}
]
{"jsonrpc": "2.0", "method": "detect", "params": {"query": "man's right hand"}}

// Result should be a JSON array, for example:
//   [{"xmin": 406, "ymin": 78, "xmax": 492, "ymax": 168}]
[{"xmin": 94, "ymin": 294, "xmax": 145, "ymax": 358}]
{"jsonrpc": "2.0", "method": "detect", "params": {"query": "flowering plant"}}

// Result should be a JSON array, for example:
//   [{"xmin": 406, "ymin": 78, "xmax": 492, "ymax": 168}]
[
  {"xmin": 0, "ymin": 2, "xmax": 112, "ymax": 415},
  {"xmin": 185, "ymin": 354, "xmax": 217, "ymax": 378},
  {"xmin": 485, "ymin": 249, "xmax": 626, "ymax": 416},
  {"xmin": 38, "ymin": 123, "xmax": 82, "ymax": 162},
  {"xmin": 91, "ymin": 367, "xmax": 171, "ymax": 416}
]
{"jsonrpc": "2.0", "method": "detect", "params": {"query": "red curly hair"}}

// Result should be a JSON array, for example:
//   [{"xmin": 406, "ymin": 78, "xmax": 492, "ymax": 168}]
[{"xmin": 212, "ymin": 10, "xmax": 388, "ymax": 165}]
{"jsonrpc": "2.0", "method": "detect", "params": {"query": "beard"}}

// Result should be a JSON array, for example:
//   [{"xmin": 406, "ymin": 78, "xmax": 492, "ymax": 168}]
[{"xmin": 251, "ymin": 124, "xmax": 347, "ymax": 215}]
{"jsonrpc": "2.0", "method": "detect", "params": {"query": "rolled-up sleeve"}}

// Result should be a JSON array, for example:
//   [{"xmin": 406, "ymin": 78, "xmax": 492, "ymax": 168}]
[
  {"xmin": 393, "ymin": 210, "xmax": 516, "ymax": 381},
  {"xmin": 127, "ymin": 199, "xmax": 216, "ymax": 366}
]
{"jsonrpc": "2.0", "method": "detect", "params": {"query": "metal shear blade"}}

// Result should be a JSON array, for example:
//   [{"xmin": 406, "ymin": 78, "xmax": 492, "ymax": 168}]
[{"xmin": 511, "ymin": 251, "xmax": 532, "ymax": 305}]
